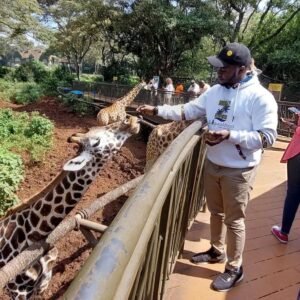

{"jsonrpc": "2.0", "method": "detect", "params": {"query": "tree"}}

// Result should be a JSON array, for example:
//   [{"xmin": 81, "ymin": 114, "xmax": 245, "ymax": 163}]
[
  {"xmin": 255, "ymin": 11, "xmax": 300, "ymax": 83},
  {"xmin": 247, "ymin": 1, "xmax": 300, "ymax": 51},
  {"xmin": 112, "ymin": 0, "xmax": 229, "ymax": 78},
  {"xmin": 215, "ymin": 0, "xmax": 300, "ymax": 51},
  {"xmin": 0, "ymin": 0, "xmax": 42, "ymax": 37},
  {"xmin": 47, "ymin": 0, "xmax": 113, "ymax": 79}
]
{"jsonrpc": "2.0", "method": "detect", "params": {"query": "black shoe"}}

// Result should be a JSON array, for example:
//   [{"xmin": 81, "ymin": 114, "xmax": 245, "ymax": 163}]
[
  {"xmin": 211, "ymin": 266, "xmax": 244, "ymax": 292},
  {"xmin": 190, "ymin": 247, "xmax": 226, "ymax": 264}
]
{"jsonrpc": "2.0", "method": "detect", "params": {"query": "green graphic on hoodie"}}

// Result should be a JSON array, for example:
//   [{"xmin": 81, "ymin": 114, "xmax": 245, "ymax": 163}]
[{"xmin": 214, "ymin": 100, "xmax": 231, "ymax": 122}]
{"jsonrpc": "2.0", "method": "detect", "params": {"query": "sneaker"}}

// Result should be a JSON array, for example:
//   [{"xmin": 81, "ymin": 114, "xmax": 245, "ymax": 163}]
[
  {"xmin": 190, "ymin": 247, "xmax": 226, "ymax": 264},
  {"xmin": 211, "ymin": 266, "xmax": 244, "ymax": 292},
  {"xmin": 271, "ymin": 225, "xmax": 288, "ymax": 244}
]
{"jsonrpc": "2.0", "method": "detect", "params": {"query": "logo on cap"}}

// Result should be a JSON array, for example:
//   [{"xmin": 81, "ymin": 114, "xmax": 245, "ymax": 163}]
[{"xmin": 227, "ymin": 50, "xmax": 233, "ymax": 57}]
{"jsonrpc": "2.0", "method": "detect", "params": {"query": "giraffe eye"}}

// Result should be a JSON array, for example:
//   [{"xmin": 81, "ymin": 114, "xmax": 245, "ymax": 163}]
[{"xmin": 92, "ymin": 138, "xmax": 101, "ymax": 147}]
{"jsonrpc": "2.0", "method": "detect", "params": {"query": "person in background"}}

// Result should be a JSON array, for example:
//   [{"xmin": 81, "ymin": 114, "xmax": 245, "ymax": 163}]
[
  {"xmin": 249, "ymin": 58, "xmax": 262, "ymax": 76},
  {"xmin": 163, "ymin": 77, "xmax": 175, "ymax": 105},
  {"xmin": 146, "ymin": 79, "xmax": 154, "ymax": 90},
  {"xmin": 145, "ymin": 79, "xmax": 157, "ymax": 100},
  {"xmin": 271, "ymin": 112, "xmax": 300, "ymax": 243},
  {"xmin": 137, "ymin": 42, "xmax": 278, "ymax": 292},
  {"xmin": 199, "ymin": 80, "xmax": 211, "ymax": 95},
  {"xmin": 175, "ymin": 82, "xmax": 184, "ymax": 94},
  {"xmin": 187, "ymin": 79, "xmax": 200, "ymax": 99}
]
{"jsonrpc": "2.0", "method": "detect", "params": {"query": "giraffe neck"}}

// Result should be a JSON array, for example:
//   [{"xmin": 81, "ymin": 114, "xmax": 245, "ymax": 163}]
[
  {"xmin": 0, "ymin": 120, "xmax": 138, "ymax": 299},
  {"xmin": 119, "ymin": 83, "xmax": 144, "ymax": 106},
  {"xmin": 0, "ymin": 156, "xmax": 105, "ymax": 267}
]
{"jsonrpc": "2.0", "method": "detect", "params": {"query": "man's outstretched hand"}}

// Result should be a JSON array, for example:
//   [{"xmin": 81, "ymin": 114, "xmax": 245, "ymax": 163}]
[
  {"xmin": 136, "ymin": 105, "xmax": 156, "ymax": 116},
  {"xmin": 204, "ymin": 130, "xmax": 230, "ymax": 146}
]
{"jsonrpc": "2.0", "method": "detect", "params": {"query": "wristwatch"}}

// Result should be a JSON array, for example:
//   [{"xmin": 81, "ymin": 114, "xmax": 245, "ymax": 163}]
[{"xmin": 153, "ymin": 106, "xmax": 158, "ymax": 116}]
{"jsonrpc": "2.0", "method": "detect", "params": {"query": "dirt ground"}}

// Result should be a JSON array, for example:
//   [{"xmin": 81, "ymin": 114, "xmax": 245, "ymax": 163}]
[{"xmin": 0, "ymin": 97, "xmax": 147, "ymax": 299}]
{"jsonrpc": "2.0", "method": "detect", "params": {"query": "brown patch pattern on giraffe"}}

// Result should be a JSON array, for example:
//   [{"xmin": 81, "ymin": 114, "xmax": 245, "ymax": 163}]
[
  {"xmin": 145, "ymin": 120, "xmax": 193, "ymax": 170},
  {"xmin": 0, "ymin": 117, "xmax": 140, "ymax": 299},
  {"xmin": 97, "ymin": 82, "xmax": 146, "ymax": 126}
]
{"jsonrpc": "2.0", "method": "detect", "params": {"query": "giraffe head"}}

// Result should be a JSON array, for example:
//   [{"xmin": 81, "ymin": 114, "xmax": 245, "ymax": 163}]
[{"xmin": 64, "ymin": 115, "xmax": 140, "ymax": 171}]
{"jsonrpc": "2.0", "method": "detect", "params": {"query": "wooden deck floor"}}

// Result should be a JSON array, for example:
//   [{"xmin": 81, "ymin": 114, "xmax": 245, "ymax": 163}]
[{"xmin": 165, "ymin": 139, "xmax": 300, "ymax": 300}]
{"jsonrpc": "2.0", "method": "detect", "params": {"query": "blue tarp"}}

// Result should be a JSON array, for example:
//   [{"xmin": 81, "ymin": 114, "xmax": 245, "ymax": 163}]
[{"xmin": 70, "ymin": 90, "xmax": 84, "ymax": 96}]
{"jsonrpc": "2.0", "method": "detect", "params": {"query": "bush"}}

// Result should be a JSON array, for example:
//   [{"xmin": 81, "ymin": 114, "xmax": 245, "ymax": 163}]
[
  {"xmin": 0, "ymin": 149, "xmax": 24, "ymax": 216},
  {"xmin": 0, "ymin": 79, "xmax": 15, "ymax": 101},
  {"xmin": 0, "ymin": 109, "xmax": 54, "ymax": 162},
  {"xmin": 0, "ymin": 108, "xmax": 27, "ymax": 138},
  {"xmin": 118, "ymin": 75, "xmax": 140, "ymax": 85},
  {"xmin": 41, "ymin": 65, "xmax": 74, "ymax": 96},
  {"xmin": 24, "ymin": 113, "xmax": 54, "ymax": 137},
  {"xmin": 0, "ymin": 80, "xmax": 44, "ymax": 104},
  {"xmin": 13, "ymin": 82, "xmax": 43, "ymax": 104},
  {"xmin": 12, "ymin": 60, "xmax": 48, "ymax": 83},
  {"xmin": 0, "ymin": 66, "xmax": 12, "ymax": 78},
  {"xmin": 60, "ymin": 94, "xmax": 95, "ymax": 116},
  {"xmin": 79, "ymin": 74, "xmax": 104, "ymax": 83}
]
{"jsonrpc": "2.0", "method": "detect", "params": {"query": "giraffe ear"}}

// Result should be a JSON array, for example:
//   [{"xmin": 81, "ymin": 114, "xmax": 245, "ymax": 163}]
[{"xmin": 63, "ymin": 152, "xmax": 93, "ymax": 171}]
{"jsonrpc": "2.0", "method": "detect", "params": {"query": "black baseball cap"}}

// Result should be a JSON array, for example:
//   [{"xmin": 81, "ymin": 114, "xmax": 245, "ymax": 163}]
[{"xmin": 207, "ymin": 42, "xmax": 252, "ymax": 68}]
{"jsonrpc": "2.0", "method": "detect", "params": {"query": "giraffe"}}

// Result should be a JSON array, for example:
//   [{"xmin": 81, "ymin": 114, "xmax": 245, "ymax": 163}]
[
  {"xmin": 0, "ymin": 116, "xmax": 140, "ymax": 299},
  {"xmin": 97, "ymin": 82, "xmax": 146, "ymax": 126},
  {"xmin": 145, "ymin": 120, "xmax": 194, "ymax": 170}
]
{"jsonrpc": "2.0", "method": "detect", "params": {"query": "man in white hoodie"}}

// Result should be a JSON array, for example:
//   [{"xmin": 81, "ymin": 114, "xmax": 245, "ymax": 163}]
[{"xmin": 137, "ymin": 43, "xmax": 278, "ymax": 292}]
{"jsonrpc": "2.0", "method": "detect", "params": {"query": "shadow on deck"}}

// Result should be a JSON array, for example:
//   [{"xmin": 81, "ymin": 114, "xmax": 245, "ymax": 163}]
[{"xmin": 165, "ymin": 140, "xmax": 300, "ymax": 300}]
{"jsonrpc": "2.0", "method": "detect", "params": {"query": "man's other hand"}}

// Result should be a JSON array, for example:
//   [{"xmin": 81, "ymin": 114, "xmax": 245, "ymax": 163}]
[{"xmin": 204, "ymin": 130, "xmax": 230, "ymax": 146}]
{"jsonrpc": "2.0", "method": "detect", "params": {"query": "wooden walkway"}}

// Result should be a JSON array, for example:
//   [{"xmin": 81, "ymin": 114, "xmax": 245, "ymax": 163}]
[{"xmin": 165, "ymin": 139, "xmax": 300, "ymax": 300}]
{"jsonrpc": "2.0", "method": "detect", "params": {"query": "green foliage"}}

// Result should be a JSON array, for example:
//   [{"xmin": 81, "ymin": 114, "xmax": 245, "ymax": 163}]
[
  {"xmin": 0, "ymin": 80, "xmax": 43, "ymax": 104},
  {"xmin": 118, "ymin": 75, "xmax": 139, "ymax": 85},
  {"xmin": 254, "ymin": 13, "xmax": 300, "ymax": 84},
  {"xmin": 12, "ymin": 61, "xmax": 48, "ymax": 83},
  {"xmin": 60, "ymin": 94, "xmax": 95, "ymax": 116},
  {"xmin": 24, "ymin": 113, "xmax": 54, "ymax": 137},
  {"xmin": 0, "ymin": 109, "xmax": 54, "ymax": 162},
  {"xmin": 41, "ymin": 65, "xmax": 74, "ymax": 96},
  {"xmin": 0, "ymin": 79, "xmax": 15, "ymax": 101},
  {"xmin": 0, "ymin": 0, "xmax": 42, "ymax": 38},
  {"xmin": 0, "ymin": 66, "xmax": 12, "ymax": 78},
  {"xmin": 49, "ymin": 0, "xmax": 112, "ymax": 79},
  {"xmin": 0, "ymin": 149, "xmax": 24, "ymax": 216},
  {"xmin": 0, "ymin": 65, "xmax": 73, "ymax": 101},
  {"xmin": 0, "ymin": 80, "xmax": 36, "ymax": 103},
  {"xmin": 79, "ymin": 74, "xmax": 104, "ymax": 83},
  {"xmin": 115, "ymin": 1, "xmax": 229, "ymax": 78},
  {"xmin": 102, "ymin": 61, "xmax": 136, "ymax": 82},
  {"xmin": 52, "ymin": 65, "xmax": 74, "ymax": 83},
  {"xmin": 174, "ymin": 37, "xmax": 214, "ymax": 80},
  {"xmin": 13, "ymin": 82, "xmax": 43, "ymax": 104}
]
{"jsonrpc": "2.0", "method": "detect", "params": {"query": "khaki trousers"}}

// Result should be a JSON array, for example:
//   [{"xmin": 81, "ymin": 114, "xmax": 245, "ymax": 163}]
[{"xmin": 204, "ymin": 159, "xmax": 257, "ymax": 270}]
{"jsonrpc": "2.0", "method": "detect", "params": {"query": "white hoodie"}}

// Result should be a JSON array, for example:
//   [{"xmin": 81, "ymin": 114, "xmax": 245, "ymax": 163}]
[{"xmin": 157, "ymin": 75, "xmax": 278, "ymax": 168}]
